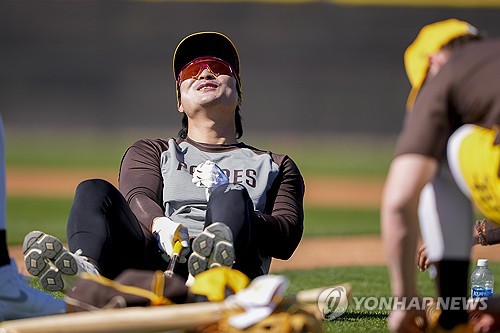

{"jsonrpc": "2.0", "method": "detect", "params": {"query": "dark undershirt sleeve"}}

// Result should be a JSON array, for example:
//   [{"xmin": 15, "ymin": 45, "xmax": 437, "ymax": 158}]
[
  {"xmin": 119, "ymin": 139, "xmax": 167, "ymax": 234},
  {"xmin": 253, "ymin": 155, "xmax": 305, "ymax": 260}
]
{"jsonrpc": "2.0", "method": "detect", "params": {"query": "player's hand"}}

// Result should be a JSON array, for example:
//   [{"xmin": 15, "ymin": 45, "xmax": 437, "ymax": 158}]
[
  {"xmin": 192, "ymin": 160, "xmax": 229, "ymax": 200},
  {"xmin": 416, "ymin": 244, "xmax": 430, "ymax": 272},
  {"xmin": 471, "ymin": 312, "xmax": 496, "ymax": 333},
  {"xmin": 152, "ymin": 217, "xmax": 190, "ymax": 263},
  {"xmin": 388, "ymin": 308, "xmax": 426, "ymax": 333},
  {"xmin": 468, "ymin": 297, "xmax": 500, "ymax": 333}
]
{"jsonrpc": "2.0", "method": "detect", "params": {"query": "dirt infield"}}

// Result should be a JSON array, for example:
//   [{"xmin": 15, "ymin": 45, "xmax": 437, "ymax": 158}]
[{"xmin": 7, "ymin": 168, "xmax": 500, "ymax": 275}]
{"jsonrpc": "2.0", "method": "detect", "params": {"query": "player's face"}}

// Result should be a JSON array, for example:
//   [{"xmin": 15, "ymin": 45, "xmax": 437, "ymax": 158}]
[{"xmin": 178, "ymin": 68, "xmax": 239, "ymax": 112}]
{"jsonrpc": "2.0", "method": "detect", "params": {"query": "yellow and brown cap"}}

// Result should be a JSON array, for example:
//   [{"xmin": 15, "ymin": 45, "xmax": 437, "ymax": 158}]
[
  {"xmin": 404, "ymin": 19, "xmax": 478, "ymax": 109},
  {"xmin": 173, "ymin": 31, "xmax": 240, "ymax": 83}
]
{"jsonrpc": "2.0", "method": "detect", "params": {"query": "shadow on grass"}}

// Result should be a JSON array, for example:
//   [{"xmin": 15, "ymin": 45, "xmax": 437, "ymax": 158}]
[{"xmin": 333, "ymin": 311, "xmax": 388, "ymax": 322}]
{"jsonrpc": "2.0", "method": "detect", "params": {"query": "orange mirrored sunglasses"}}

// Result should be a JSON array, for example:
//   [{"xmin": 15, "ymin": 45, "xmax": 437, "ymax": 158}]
[{"xmin": 177, "ymin": 56, "xmax": 237, "ymax": 86}]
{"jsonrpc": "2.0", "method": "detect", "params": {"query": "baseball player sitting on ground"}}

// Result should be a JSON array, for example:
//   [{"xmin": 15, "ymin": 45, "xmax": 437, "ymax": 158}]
[
  {"xmin": 382, "ymin": 19, "xmax": 500, "ymax": 333},
  {"xmin": 22, "ymin": 31, "xmax": 305, "ymax": 293}
]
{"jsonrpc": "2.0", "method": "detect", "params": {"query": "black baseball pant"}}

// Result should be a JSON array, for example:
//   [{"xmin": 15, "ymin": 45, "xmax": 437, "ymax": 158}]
[{"xmin": 66, "ymin": 179, "xmax": 262, "ymax": 280}]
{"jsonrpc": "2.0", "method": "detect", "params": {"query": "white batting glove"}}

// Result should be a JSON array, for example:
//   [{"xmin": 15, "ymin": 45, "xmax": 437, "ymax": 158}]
[
  {"xmin": 192, "ymin": 160, "xmax": 229, "ymax": 200},
  {"xmin": 152, "ymin": 217, "xmax": 190, "ymax": 263}
]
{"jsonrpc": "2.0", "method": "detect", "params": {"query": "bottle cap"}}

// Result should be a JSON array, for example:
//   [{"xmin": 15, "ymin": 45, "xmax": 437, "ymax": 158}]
[{"xmin": 477, "ymin": 259, "xmax": 489, "ymax": 267}]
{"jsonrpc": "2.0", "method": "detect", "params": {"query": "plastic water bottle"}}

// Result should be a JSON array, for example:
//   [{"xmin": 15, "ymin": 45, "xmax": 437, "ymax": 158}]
[{"xmin": 471, "ymin": 259, "xmax": 494, "ymax": 298}]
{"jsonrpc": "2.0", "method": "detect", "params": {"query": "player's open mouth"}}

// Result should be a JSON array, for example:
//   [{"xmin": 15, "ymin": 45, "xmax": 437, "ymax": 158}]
[{"xmin": 197, "ymin": 83, "xmax": 219, "ymax": 91}]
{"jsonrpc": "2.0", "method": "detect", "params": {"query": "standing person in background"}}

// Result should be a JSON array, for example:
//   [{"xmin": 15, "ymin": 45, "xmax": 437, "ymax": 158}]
[
  {"xmin": 382, "ymin": 19, "xmax": 500, "ymax": 333},
  {"xmin": 0, "ymin": 115, "xmax": 67, "ymax": 320},
  {"xmin": 23, "ymin": 31, "xmax": 305, "ymax": 292}
]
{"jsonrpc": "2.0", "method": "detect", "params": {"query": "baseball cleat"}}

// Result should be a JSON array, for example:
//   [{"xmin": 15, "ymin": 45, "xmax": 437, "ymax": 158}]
[
  {"xmin": 188, "ymin": 222, "xmax": 235, "ymax": 277},
  {"xmin": 0, "ymin": 259, "xmax": 66, "ymax": 321},
  {"xmin": 22, "ymin": 231, "xmax": 99, "ymax": 292}
]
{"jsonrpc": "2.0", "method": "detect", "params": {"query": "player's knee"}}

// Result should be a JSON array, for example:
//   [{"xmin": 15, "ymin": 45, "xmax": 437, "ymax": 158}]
[{"xmin": 76, "ymin": 179, "xmax": 116, "ymax": 196}]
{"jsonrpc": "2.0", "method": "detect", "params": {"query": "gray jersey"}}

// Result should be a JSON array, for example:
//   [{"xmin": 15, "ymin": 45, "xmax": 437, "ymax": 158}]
[{"xmin": 160, "ymin": 138, "xmax": 280, "ymax": 236}]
